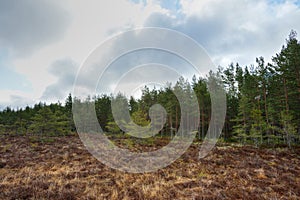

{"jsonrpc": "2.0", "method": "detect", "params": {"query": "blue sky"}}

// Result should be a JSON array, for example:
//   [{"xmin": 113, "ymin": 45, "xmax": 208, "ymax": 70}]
[
  {"xmin": 1, "ymin": 0, "xmax": 300, "ymax": 108},
  {"xmin": 269, "ymin": 0, "xmax": 300, "ymax": 5},
  {"xmin": 0, "ymin": 50, "xmax": 31, "ymax": 91},
  {"xmin": 0, "ymin": 66, "xmax": 30, "ymax": 91},
  {"xmin": 141, "ymin": 0, "xmax": 182, "ymax": 11}
]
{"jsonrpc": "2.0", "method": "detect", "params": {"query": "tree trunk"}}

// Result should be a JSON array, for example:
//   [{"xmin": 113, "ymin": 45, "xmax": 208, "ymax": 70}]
[{"xmin": 283, "ymin": 78, "xmax": 289, "ymax": 112}]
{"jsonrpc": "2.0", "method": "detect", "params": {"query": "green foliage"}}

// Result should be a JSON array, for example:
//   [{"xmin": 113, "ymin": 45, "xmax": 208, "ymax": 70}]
[
  {"xmin": 230, "ymin": 30, "xmax": 300, "ymax": 147},
  {"xmin": 131, "ymin": 110, "xmax": 149, "ymax": 126},
  {"xmin": 105, "ymin": 121, "xmax": 121, "ymax": 134},
  {"xmin": 29, "ymin": 106, "xmax": 70, "ymax": 136},
  {"xmin": 280, "ymin": 111, "xmax": 297, "ymax": 148},
  {"xmin": 0, "ymin": 31, "xmax": 299, "ymax": 148}
]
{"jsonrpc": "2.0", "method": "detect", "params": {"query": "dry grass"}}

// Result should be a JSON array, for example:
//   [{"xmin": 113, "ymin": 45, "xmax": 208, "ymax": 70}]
[{"xmin": 0, "ymin": 135, "xmax": 299, "ymax": 199}]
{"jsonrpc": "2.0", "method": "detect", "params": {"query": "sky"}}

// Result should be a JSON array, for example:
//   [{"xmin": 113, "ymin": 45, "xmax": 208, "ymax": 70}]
[{"xmin": 0, "ymin": 0, "xmax": 300, "ymax": 109}]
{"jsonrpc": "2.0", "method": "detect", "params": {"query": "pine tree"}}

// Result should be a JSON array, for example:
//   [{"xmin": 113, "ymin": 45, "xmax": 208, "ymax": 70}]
[
  {"xmin": 65, "ymin": 93, "xmax": 75, "ymax": 132},
  {"xmin": 192, "ymin": 76, "xmax": 210, "ymax": 140},
  {"xmin": 29, "ymin": 106, "xmax": 56, "ymax": 135},
  {"xmin": 280, "ymin": 111, "xmax": 297, "ymax": 148}
]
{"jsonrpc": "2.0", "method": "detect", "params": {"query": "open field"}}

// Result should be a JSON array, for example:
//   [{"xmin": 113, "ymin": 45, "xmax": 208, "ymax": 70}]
[{"xmin": 0, "ymin": 135, "xmax": 300, "ymax": 200}]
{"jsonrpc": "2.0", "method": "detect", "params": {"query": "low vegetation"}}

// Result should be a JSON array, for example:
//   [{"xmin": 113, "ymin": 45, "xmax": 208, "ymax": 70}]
[{"xmin": 0, "ymin": 135, "xmax": 299, "ymax": 199}]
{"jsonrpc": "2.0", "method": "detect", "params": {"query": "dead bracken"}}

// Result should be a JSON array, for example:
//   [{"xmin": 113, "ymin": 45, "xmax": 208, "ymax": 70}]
[{"xmin": 0, "ymin": 135, "xmax": 299, "ymax": 200}]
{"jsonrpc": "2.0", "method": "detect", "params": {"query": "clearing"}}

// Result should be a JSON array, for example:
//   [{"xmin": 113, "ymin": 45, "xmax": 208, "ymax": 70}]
[{"xmin": 0, "ymin": 135, "xmax": 300, "ymax": 199}]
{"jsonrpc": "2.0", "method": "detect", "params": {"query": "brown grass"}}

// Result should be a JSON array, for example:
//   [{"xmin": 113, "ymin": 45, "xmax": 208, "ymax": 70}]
[{"xmin": 0, "ymin": 135, "xmax": 299, "ymax": 199}]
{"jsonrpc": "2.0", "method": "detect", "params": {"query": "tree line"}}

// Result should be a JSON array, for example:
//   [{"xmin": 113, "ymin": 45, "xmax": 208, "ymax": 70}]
[{"xmin": 0, "ymin": 31, "xmax": 299, "ymax": 147}]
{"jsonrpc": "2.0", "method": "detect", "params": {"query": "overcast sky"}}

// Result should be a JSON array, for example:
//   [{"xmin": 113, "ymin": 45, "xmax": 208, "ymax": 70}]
[{"xmin": 1, "ymin": 0, "xmax": 300, "ymax": 109}]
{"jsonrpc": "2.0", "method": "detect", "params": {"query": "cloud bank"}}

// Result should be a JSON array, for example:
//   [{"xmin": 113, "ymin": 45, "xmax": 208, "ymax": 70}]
[
  {"xmin": 1, "ymin": 0, "xmax": 300, "ymax": 108},
  {"xmin": 0, "ymin": 0, "xmax": 70, "ymax": 57}
]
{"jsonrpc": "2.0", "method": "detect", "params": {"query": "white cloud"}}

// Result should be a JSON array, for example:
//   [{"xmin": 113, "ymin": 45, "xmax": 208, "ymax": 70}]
[
  {"xmin": 0, "ymin": 0, "xmax": 70, "ymax": 57},
  {"xmin": 1, "ymin": 0, "xmax": 167, "ymax": 107},
  {"xmin": 41, "ymin": 58, "xmax": 78, "ymax": 102},
  {"xmin": 146, "ymin": 0, "xmax": 300, "ymax": 67},
  {"xmin": 0, "ymin": 89, "xmax": 36, "ymax": 109},
  {"xmin": 1, "ymin": 0, "xmax": 300, "ymax": 108}
]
